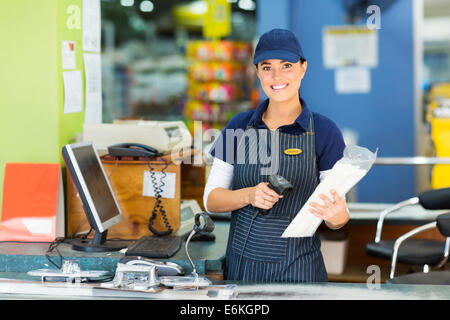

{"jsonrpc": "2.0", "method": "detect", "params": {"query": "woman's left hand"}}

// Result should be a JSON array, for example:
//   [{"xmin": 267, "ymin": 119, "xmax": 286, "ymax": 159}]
[{"xmin": 308, "ymin": 189, "xmax": 349, "ymax": 229}]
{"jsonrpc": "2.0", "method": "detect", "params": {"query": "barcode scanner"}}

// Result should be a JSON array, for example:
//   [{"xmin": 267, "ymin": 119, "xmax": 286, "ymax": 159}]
[
  {"xmin": 186, "ymin": 212, "xmax": 215, "ymax": 274},
  {"xmin": 259, "ymin": 174, "xmax": 293, "ymax": 216},
  {"xmin": 193, "ymin": 212, "xmax": 215, "ymax": 233}
]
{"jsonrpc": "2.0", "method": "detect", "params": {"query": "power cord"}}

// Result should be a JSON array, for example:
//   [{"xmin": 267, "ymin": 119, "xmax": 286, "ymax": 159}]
[
  {"xmin": 45, "ymin": 238, "xmax": 65, "ymax": 269},
  {"xmin": 0, "ymin": 240, "xmax": 65, "ymax": 270}
]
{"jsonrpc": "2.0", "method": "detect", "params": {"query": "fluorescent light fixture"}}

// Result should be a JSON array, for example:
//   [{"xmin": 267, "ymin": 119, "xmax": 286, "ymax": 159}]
[
  {"xmin": 140, "ymin": 0, "xmax": 154, "ymax": 12},
  {"xmin": 120, "ymin": 0, "xmax": 134, "ymax": 6},
  {"xmin": 238, "ymin": 0, "xmax": 255, "ymax": 11},
  {"xmin": 190, "ymin": 0, "xmax": 208, "ymax": 14}
]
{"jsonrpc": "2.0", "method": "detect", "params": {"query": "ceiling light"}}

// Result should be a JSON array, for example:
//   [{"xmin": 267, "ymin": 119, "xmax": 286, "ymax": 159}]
[
  {"xmin": 238, "ymin": 0, "xmax": 255, "ymax": 11},
  {"xmin": 140, "ymin": 0, "xmax": 154, "ymax": 12},
  {"xmin": 190, "ymin": 0, "xmax": 208, "ymax": 14},
  {"xmin": 120, "ymin": 0, "xmax": 134, "ymax": 6}
]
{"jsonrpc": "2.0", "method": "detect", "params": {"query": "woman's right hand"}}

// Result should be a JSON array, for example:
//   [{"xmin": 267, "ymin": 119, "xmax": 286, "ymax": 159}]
[{"xmin": 247, "ymin": 182, "xmax": 283, "ymax": 210}]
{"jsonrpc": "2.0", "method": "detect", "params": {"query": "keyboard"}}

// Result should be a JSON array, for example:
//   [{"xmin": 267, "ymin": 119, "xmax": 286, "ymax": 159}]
[{"xmin": 125, "ymin": 236, "xmax": 182, "ymax": 259}]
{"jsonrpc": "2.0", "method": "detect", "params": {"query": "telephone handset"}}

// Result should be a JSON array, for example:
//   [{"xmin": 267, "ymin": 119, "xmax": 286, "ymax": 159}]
[
  {"xmin": 107, "ymin": 142, "xmax": 173, "ymax": 237},
  {"xmin": 107, "ymin": 142, "xmax": 162, "ymax": 159}
]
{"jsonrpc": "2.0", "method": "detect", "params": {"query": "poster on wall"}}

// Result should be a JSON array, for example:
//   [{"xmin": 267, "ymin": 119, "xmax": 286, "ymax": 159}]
[
  {"xmin": 83, "ymin": 53, "xmax": 102, "ymax": 123},
  {"xmin": 82, "ymin": 0, "xmax": 101, "ymax": 52},
  {"xmin": 323, "ymin": 26, "xmax": 378, "ymax": 69}
]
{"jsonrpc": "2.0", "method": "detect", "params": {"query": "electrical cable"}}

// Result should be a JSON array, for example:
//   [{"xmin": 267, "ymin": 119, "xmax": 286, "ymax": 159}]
[
  {"xmin": 235, "ymin": 211, "xmax": 259, "ymax": 279},
  {"xmin": 0, "ymin": 239, "xmax": 64, "ymax": 270},
  {"xmin": 107, "ymin": 157, "xmax": 119, "ymax": 179},
  {"xmin": 45, "ymin": 238, "xmax": 65, "ymax": 269}
]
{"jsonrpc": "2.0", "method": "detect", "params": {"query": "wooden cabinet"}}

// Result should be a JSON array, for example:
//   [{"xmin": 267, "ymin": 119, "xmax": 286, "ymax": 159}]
[
  {"xmin": 66, "ymin": 152, "xmax": 207, "ymax": 240},
  {"xmin": 66, "ymin": 151, "xmax": 208, "ymax": 240}
]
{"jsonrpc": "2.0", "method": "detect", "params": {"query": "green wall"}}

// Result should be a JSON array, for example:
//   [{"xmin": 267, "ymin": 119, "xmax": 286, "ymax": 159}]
[{"xmin": 0, "ymin": 0, "xmax": 86, "ymax": 216}]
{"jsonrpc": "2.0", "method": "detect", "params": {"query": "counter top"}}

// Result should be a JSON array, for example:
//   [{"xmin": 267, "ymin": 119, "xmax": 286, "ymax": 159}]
[
  {"xmin": 0, "ymin": 220, "xmax": 229, "ymax": 276},
  {"xmin": 0, "ymin": 274, "xmax": 448, "ymax": 300},
  {"xmin": 0, "ymin": 204, "xmax": 448, "ymax": 300}
]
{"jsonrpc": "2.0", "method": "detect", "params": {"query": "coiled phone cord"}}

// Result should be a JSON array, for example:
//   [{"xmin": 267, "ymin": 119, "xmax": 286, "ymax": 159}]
[{"xmin": 146, "ymin": 156, "xmax": 173, "ymax": 236}]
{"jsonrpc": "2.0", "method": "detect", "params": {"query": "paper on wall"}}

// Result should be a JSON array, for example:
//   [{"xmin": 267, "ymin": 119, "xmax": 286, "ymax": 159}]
[
  {"xmin": 323, "ymin": 26, "xmax": 378, "ymax": 69},
  {"xmin": 62, "ymin": 41, "xmax": 76, "ymax": 70},
  {"xmin": 63, "ymin": 70, "xmax": 83, "ymax": 114},
  {"xmin": 282, "ymin": 145, "xmax": 377, "ymax": 238},
  {"xmin": 83, "ymin": 53, "xmax": 102, "ymax": 124},
  {"xmin": 82, "ymin": 0, "xmax": 101, "ymax": 52},
  {"xmin": 335, "ymin": 65, "xmax": 371, "ymax": 94}
]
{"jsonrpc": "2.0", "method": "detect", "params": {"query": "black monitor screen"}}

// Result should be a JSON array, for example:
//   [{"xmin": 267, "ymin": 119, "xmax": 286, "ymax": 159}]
[{"xmin": 64, "ymin": 142, "xmax": 122, "ymax": 232}]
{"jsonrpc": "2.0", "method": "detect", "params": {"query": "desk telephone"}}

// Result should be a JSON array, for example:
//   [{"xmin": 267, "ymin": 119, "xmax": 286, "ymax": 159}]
[{"xmin": 107, "ymin": 142, "xmax": 173, "ymax": 237}]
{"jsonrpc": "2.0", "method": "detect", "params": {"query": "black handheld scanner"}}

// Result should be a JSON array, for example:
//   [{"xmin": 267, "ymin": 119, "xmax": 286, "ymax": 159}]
[{"xmin": 259, "ymin": 174, "xmax": 293, "ymax": 216}]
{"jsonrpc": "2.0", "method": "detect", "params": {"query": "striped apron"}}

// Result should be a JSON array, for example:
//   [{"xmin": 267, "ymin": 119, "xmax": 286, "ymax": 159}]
[{"xmin": 224, "ymin": 114, "xmax": 328, "ymax": 283}]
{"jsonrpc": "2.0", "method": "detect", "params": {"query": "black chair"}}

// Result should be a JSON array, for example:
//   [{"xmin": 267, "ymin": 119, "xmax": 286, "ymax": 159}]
[
  {"xmin": 365, "ymin": 187, "xmax": 450, "ymax": 276},
  {"xmin": 387, "ymin": 212, "xmax": 450, "ymax": 284}
]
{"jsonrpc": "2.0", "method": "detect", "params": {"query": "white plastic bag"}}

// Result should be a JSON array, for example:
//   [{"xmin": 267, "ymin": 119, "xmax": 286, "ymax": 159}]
[{"xmin": 282, "ymin": 145, "xmax": 377, "ymax": 238}]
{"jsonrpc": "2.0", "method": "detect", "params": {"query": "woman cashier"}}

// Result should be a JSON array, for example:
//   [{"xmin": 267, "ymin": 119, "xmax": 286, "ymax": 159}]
[{"xmin": 203, "ymin": 29, "xmax": 349, "ymax": 283}]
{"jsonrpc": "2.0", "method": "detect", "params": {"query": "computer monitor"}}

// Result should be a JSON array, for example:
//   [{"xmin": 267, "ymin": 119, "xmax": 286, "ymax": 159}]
[{"xmin": 62, "ymin": 141, "xmax": 129, "ymax": 252}]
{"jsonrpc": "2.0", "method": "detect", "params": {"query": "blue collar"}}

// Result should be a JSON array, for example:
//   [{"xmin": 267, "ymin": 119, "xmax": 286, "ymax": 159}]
[{"xmin": 248, "ymin": 97, "xmax": 312, "ymax": 131}]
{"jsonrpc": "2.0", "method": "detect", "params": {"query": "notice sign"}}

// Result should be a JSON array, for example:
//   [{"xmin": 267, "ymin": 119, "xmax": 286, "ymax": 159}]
[
  {"xmin": 335, "ymin": 65, "xmax": 371, "ymax": 94},
  {"xmin": 323, "ymin": 26, "xmax": 378, "ymax": 69},
  {"xmin": 143, "ymin": 171, "xmax": 176, "ymax": 199},
  {"xmin": 203, "ymin": 0, "xmax": 231, "ymax": 39}
]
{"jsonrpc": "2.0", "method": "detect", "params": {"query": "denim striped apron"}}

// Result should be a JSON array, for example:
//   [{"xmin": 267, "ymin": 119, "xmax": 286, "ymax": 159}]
[{"xmin": 224, "ymin": 114, "xmax": 328, "ymax": 283}]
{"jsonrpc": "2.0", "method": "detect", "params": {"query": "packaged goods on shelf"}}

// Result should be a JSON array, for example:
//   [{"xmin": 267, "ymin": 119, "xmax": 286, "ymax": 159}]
[
  {"xmin": 186, "ymin": 40, "xmax": 251, "ymax": 62},
  {"xmin": 183, "ymin": 40, "xmax": 256, "ymax": 136}
]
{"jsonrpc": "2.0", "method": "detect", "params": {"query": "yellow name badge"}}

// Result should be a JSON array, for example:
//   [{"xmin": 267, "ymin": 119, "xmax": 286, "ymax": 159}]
[{"xmin": 284, "ymin": 148, "xmax": 302, "ymax": 155}]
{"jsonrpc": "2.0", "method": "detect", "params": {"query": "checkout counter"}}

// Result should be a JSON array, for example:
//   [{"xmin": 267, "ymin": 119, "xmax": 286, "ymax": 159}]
[
  {"xmin": 1, "ymin": 128, "xmax": 449, "ymax": 300},
  {"xmin": 0, "ymin": 206, "xmax": 450, "ymax": 300}
]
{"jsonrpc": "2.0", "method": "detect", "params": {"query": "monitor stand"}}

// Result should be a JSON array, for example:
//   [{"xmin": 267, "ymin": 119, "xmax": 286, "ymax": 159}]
[{"xmin": 71, "ymin": 230, "xmax": 130, "ymax": 252}]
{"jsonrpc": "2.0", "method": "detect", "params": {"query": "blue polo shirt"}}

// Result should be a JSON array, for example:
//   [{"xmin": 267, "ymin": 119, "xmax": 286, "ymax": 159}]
[{"xmin": 209, "ymin": 98, "xmax": 346, "ymax": 172}]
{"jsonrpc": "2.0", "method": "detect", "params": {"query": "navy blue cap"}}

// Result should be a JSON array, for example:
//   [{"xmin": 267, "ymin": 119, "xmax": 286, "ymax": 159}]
[{"xmin": 253, "ymin": 28, "xmax": 305, "ymax": 65}]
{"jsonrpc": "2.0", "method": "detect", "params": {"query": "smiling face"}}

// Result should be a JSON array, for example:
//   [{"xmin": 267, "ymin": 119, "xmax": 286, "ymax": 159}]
[{"xmin": 255, "ymin": 59, "xmax": 307, "ymax": 103}]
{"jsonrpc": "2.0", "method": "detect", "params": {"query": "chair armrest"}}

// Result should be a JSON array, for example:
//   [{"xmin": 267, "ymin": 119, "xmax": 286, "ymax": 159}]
[
  {"xmin": 375, "ymin": 197, "xmax": 419, "ymax": 243},
  {"xmin": 389, "ymin": 221, "xmax": 437, "ymax": 279}
]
